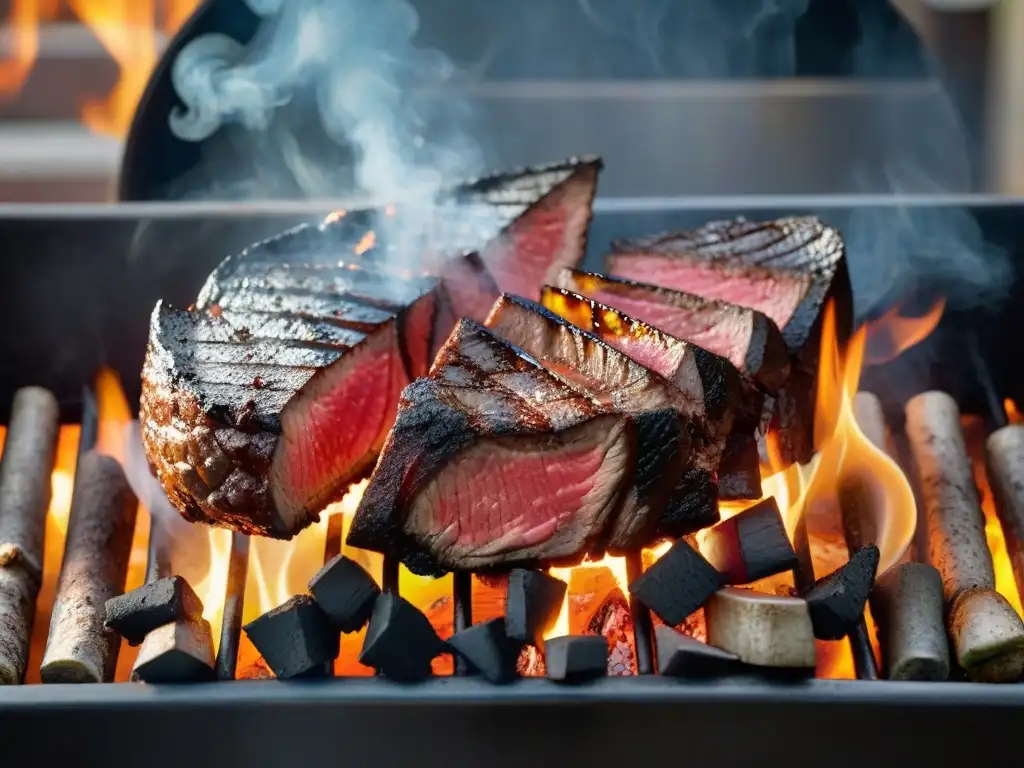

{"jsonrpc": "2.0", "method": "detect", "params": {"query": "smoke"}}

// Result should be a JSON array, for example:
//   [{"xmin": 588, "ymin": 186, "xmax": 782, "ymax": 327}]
[{"xmin": 169, "ymin": 0, "xmax": 489, "ymax": 247}]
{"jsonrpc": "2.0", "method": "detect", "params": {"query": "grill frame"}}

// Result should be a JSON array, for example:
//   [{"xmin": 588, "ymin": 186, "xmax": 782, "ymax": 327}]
[{"xmin": 1, "ymin": 196, "xmax": 1023, "ymax": 767}]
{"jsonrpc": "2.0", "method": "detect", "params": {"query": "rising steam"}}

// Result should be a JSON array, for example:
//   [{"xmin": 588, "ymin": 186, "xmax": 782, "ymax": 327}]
[{"xmin": 170, "ymin": 0, "xmax": 486, "ymax": 210}]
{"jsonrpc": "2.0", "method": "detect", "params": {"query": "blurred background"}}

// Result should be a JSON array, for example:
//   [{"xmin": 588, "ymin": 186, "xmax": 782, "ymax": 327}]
[{"xmin": 0, "ymin": 0, "xmax": 1020, "ymax": 202}]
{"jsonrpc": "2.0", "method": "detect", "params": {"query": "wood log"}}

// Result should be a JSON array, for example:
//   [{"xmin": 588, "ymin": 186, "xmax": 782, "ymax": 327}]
[
  {"xmin": 906, "ymin": 391, "xmax": 1024, "ymax": 681},
  {"xmin": 985, "ymin": 424, "xmax": 1024, "ymax": 604},
  {"xmin": 0, "ymin": 387, "xmax": 59, "ymax": 685},
  {"xmin": 704, "ymin": 587, "xmax": 816, "ymax": 669},
  {"xmin": 40, "ymin": 452, "xmax": 137, "ymax": 683}
]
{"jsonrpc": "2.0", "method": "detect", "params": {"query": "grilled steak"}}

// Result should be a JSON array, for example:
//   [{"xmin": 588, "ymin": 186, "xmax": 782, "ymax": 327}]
[
  {"xmin": 485, "ymin": 294, "xmax": 732, "ymax": 537},
  {"xmin": 451, "ymin": 157, "xmax": 602, "ymax": 302},
  {"xmin": 539, "ymin": 286, "xmax": 763, "ymax": 500},
  {"xmin": 608, "ymin": 217, "xmax": 852, "ymax": 464},
  {"xmin": 142, "ymin": 226, "xmax": 441, "ymax": 538},
  {"xmin": 346, "ymin": 320, "xmax": 633, "ymax": 574},
  {"xmin": 555, "ymin": 269, "xmax": 790, "ymax": 396}
]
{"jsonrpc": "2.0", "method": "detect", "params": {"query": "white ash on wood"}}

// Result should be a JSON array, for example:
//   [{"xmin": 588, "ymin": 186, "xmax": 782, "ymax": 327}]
[
  {"xmin": 905, "ymin": 391, "xmax": 1024, "ymax": 682},
  {"xmin": 871, "ymin": 563, "xmax": 949, "ymax": 681},
  {"xmin": 0, "ymin": 387, "xmax": 59, "ymax": 685},
  {"xmin": 984, "ymin": 425, "xmax": 1024, "ymax": 605},
  {"xmin": 40, "ymin": 452, "xmax": 138, "ymax": 683}
]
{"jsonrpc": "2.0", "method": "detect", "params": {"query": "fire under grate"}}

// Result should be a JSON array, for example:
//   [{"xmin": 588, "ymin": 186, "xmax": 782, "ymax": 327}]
[{"xmin": 1, "ymin": 201, "xmax": 1024, "ymax": 767}]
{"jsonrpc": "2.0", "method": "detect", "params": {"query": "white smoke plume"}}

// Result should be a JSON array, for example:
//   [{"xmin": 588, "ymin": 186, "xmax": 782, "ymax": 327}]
[{"xmin": 169, "ymin": 0, "xmax": 487, "ymax": 231}]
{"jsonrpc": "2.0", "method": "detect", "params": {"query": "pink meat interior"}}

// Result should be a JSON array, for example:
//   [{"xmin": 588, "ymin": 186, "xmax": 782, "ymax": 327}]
[
  {"xmin": 609, "ymin": 253, "xmax": 811, "ymax": 330},
  {"xmin": 401, "ymin": 292, "xmax": 437, "ymax": 379},
  {"xmin": 588, "ymin": 287, "xmax": 748, "ymax": 375},
  {"xmin": 273, "ymin": 325, "xmax": 407, "ymax": 527},
  {"xmin": 482, "ymin": 175, "xmax": 594, "ymax": 301}
]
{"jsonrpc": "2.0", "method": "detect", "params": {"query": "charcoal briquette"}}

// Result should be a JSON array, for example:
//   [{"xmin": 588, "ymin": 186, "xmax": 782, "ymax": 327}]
[
  {"xmin": 628, "ymin": 540, "xmax": 721, "ymax": 625},
  {"xmin": 655, "ymin": 625, "xmax": 739, "ymax": 678},
  {"xmin": 448, "ymin": 617, "xmax": 524, "ymax": 684},
  {"xmin": 360, "ymin": 592, "xmax": 445, "ymax": 682},
  {"xmin": 505, "ymin": 568, "xmax": 567, "ymax": 646},
  {"xmin": 105, "ymin": 575, "xmax": 204, "ymax": 646},
  {"xmin": 804, "ymin": 545, "xmax": 880, "ymax": 640},
  {"xmin": 243, "ymin": 594, "xmax": 339, "ymax": 679},
  {"xmin": 308, "ymin": 554, "xmax": 381, "ymax": 633},
  {"xmin": 544, "ymin": 635, "xmax": 608, "ymax": 682},
  {"xmin": 131, "ymin": 618, "xmax": 215, "ymax": 684},
  {"xmin": 701, "ymin": 497, "xmax": 797, "ymax": 584}
]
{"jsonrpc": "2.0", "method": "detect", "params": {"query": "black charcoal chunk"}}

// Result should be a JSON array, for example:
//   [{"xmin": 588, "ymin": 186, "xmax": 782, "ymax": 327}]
[
  {"xmin": 308, "ymin": 554, "xmax": 381, "ymax": 633},
  {"xmin": 243, "ymin": 594, "xmax": 339, "ymax": 679},
  {"xmin": 655, "ymin": 625, "xmax": 740, "ymax": 678},
  {"xmin": 448, "ymin": 618, "xmax": 524, "ymax": 684},
  {"xmin": 545, "ymin": 635, "xmax": 608, "ymax": 682},
  {"xmin": 702, "ymin": 497, "xmax": 797, "ymax": 584},
  {"xmin": 131, "ymin": 619, "xmax": 215, "ymax": 684},
  {"xmin": 628, "ymin": 540, "xmax": 721, "ymax": 625},
  {"xmin": 360, "ymin": 592, "xmax": 445, "ymax": 682},
  {"xmin": 104, "ymin": 575, "xmax": 204, "ymax": 646},
  {"xmin": 505, "ymin": 568, "xmax": 567, "ymax": 645},
  {"xmin": 805, "ymin": 545, "xmax": 880, "ymax": 640}
]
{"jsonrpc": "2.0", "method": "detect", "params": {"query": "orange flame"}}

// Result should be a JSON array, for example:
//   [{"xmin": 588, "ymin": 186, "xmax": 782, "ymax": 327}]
[
  {"xmin": 864, "ymin": 297, "xmax": 946, "ymax": 366},
  {"xmin": 1005, "ymin": 399, "xmax": 1023, "ymax": 426},
  {"xmin": 354, "ymin": 231, "xmax": 376, "ymax": 256},
  {"xmin": 1, "ymin": 1, "xmax": 202, "ymax": 138}
]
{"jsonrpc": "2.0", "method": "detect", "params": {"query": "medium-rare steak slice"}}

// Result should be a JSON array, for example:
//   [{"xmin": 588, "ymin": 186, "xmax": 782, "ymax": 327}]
[
  {"xmin": 555, "ymin": 269, "xmax": 791, "ymax": 396},
  {"xmin": 142, "ymin": 264, "xmax": 438, "ymax": 538},
  {"xmin": 485, "ymin": 295, "xmax": 730, "ymax": 537},
  {"xmin": 447, "ymin": 156, "xmax": 602, "ymax": 302},
  {"xmin": 608, "ymin": 216, "xmax": 853, "ymax": 464},
  {"xmin": 346, "ymin": 320, "xmax": 633, "ymax": 574},
  {"xmin": 539, "ymin": 286, "xmax": 763, "ymax": 500}
]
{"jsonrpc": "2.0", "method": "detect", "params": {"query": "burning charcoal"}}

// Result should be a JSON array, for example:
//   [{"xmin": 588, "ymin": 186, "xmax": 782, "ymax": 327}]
[
  {"xmin": 985, "ymin": 425, "xmax": 1024, "ymax": 603},
  {"xmin": 308, "ymin": 554, "xmax": 381, "ymax": 633},
  {"xmin": 505, "ymin": 568, "xmax": 567, "ymax": 646},
  {"xmin": 655, "ymin": 625, "xmax": 740, "ymax": 678},
  {"xmin": 587, "ymin": 588, "xmax": 635, "ymax": 675},
  {"xmin": 948, "ymin": 588, "xmax": 1024, "ymax": 683},
  {"xmin": 905, "ymin": 392, "xmax": 994, "ymax": 602},
  {"xmin": 448, "ymin": 618, "xmax": 524, "ymax": 684},
  {"xmin": 40, "ymin": 452, "xmax": 138, "ymax": 684},
  {"xmin": 803, "ymin": 545, "xmax": 880, "ymax": 640},
  {"xmin": 104, "ymin": 576, "xmax": 204, "ymax": 646},
  {"xmin": 629, "ymin": 540, "xmax": 721, "ymax": 625},
  {"xmin": 131, "ymin": 618, "xmax": 215, "ymax": 684},
  {"xmin": 704, "ymin": 587, "xmax": 816, "ymax": 670},
  {"xmin": 243, "ymin": 595, "xmax": 339, "ymax": 679},
  {"xmin": 360, "ymin": 592, "xmax": 445, "ymax": 682},
  {"xmin": 871, "ymin": 563, "xmax": 950, "ymax": 681},
  {"xmin": 0, "ymin": 387, "xmax": 59, "ymax": 685},
  {"xmin": 544, "ymin": 635, "xmax": 608, "ymax": 682},
  {"xmin": 701, "ymin": 498, "xmax": 797, "ymax": 585}
]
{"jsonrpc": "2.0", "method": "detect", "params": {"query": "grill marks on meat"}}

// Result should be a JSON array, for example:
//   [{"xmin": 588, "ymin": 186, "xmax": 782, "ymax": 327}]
[
  {"xmin": 142, "ymin": 249, "xmax": 439, "ymax": 538},
  {"xmin": 485, "ymin": 294, "xmax": 726, "ymax": 539},
  {"xmin": 453, "ymin": 157, "xmax": 601, "ymax": 302},
  {"xmin": 347, "ymin": 320, "xmax": 633, "ymax": 574},
  {"xmin": 539, "ymin": 286, "xmax": 763, "ymax": 501},
  {"xmin": 608, "ymin": 217, "xmax": 852, "ymax": 465},
  {"xmin": 555, "ymin": 269, "xmax": 791, "ymax": 396}
]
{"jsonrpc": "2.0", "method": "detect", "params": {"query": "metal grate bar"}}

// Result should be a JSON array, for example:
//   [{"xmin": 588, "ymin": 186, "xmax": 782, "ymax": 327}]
[{"xmin": 214, "ymin": 533, "xmax": 250, "ymax": 681}]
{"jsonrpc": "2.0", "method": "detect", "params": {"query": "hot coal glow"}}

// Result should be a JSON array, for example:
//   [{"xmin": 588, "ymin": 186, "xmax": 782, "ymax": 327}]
[{"xmin": 10, "ymin": 291, "xmax": 1021, "ymax": 682}]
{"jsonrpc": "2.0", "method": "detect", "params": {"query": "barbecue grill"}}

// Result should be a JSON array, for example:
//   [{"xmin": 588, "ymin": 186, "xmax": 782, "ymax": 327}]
[{"xmin": 0, "ymin": 195, "xmax": 1022, "ymax": 768}]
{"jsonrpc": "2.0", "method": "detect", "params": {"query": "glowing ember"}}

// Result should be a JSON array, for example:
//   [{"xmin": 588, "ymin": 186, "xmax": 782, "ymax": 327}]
[
  {"xmin": 1006, "ymin": 399, "xmax": 1023, "ymax": 425},
  {"xmin": 323, "ymin": 210, "xmax": 347, "ymax": 225},
  {"xmin": 0, "ymin": 1, "xmax": 202, "ymax": 137},
  {"xmin": 354, "ymin": 231, "xmax": 376, "ymax": 255},
  {"xmin": 864, "ymin": 297, "xmax": 946, "ymax": 366}
]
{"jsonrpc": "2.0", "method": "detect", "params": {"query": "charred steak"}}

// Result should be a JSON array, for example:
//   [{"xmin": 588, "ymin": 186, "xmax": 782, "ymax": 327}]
[
  {"xmin": 346, "ymin": 320, "xmax": 633, "ymax": 574},
  {"xmin": 554, "ymin": 269, "xmax": 790, "ymax": 396},
  {"xmin": 539, "ymin": 286, "xmax": 763, "ymax": 500},
  {"xmin": 485, "ymin": 294, "xmax": 735, "ymax": 537},
  {"xmin": 607, "ymin": 217, "xmax": 852, "ymax": 464}
]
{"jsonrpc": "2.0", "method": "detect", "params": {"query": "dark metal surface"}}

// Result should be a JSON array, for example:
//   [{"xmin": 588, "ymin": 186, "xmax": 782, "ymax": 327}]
[{"xmin": 0, "ymin": 677, "xmax": 1020, "ymax": 768}]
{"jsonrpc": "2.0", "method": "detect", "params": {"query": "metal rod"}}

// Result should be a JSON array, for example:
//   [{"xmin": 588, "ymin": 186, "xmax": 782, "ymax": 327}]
[
  {"xmin": 77, "ymin": 385, "xmax": 99, "ymax": 460},
  {"xmin": 836, "ymin": 475, "xmax": 881, "ymax": 681},
  {"xmin": 382, "ymin": 555, "xmax": 399, "ymax": 595},
  {"xmin": 625, "ymin": 552, "xmax": 655, "ymax": 675},
  {"xmin": 321, "ymin": 515, "xmax": 344, "ymax": 677},
  {"xmin": 966, "ymin": 332, "xmax": 1008, "ymax": 432},
  {"xmin": 214, "ymin": 533, "xmax": 249, "ymax": 681},
  {"xmin": 453, "ymin": 573, "xmax": 473, "ymax": 676}
]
